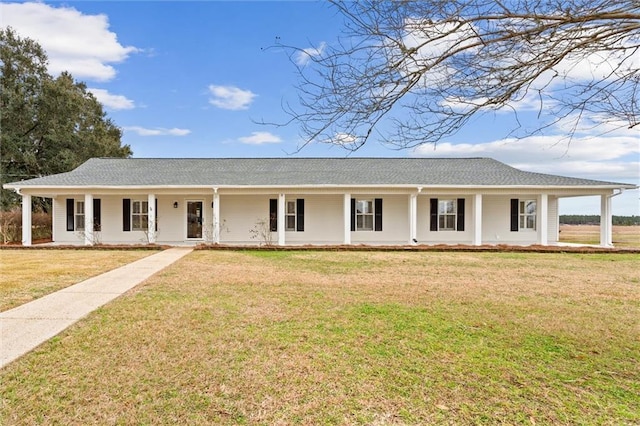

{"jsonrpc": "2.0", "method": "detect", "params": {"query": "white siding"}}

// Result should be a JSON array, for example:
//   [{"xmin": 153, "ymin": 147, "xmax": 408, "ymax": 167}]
[
  {"xmin": 102, "ymin": 195, "xmax": 151, "ymax": 244},
  {"xmin": 416, "ymin": 195, "xmax": 473, "ymax": 244},
  {"xmin": 156, "ymin": 196, "xmax": 214, "ymax": 243},
  {"xmin": 220, "ymin": 195, "xmax": 270, "ymax": 244},
  {"xmin": 349, "ymin": 195, "xmax": 409, "ymax": 245},
  {"xmin": 548, "ymin": 196, "xmax": 559, "ymax": 244},
  {"xmin": 283, "ymin": 195, "xmax": 344, "ymax": 245},
  {"xmin": 53, "ymin": 195, "xmax": 214, "ymax": 244},
  {"xmin": 52, "ymin": 198, "xmax": 78, "ymax": 244},
  {"xmin": 157, "ymin": 196, "xmax": 184, "ymax": 243},
  {"xmin": 98, "ymin": 195, "xmax": 153, "ymax": 244},
  {"xmin": 481, "ymin": 195, "xmax": 538, "ymax": 245},
  {"xmin": 49, "ymin": 190, "xmax": 565, "ymax": 246},
  {"xmin": 218, "ymin": 194, "xmax": 411, "ymax": 245}
]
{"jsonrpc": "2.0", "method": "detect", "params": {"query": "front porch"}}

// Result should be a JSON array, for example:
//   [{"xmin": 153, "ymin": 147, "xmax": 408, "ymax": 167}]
[{"xmin": 16, "ymin": 188, "xmax": 619, "ymax": 248}]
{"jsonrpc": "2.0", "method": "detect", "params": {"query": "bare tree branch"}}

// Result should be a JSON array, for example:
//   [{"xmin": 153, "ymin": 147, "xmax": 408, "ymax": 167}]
[{"xmin": 275, "ymin": 0, "xmax": 640, "ymax": 151}]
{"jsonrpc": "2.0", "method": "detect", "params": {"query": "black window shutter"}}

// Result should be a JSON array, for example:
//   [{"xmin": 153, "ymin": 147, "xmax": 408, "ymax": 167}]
[
  {"xmin": 374, "ymin": 198, "xmax": 383, "ymax": 232},
  {"xmin": 457, "ymin": 198, "xmax": 465, "ymax": 232},
  {"xmin": 66, "ymin": 198, "xmax": 74, "ymax": 231},
  {"xmin": 269, "ymin": 199, "xmax": 278, "ymax": 232},
  {"xmin": 93, "ymin": 198, "xmax": 101, "ymax": 232},
  {"xmin": 430, "ymin": 198, "xmax": 438, "ymax": 232},
  {"xmin": 296, "ymin": 199, "xmax": 305, "ymax": 232},
  {"xmin": 350, "ymin": 198, "xmax": 356, "ymax": 231},
  {"xmin": 155, "ymin": 198, "xmax": 158, "ymax": 232},
  {"xmin": 510, "ymin": 199, "xmax": 519, "ymax": 232},
  {"xmin": 123, "ymin": 198, "xmax": 131, "ymax": 232}
]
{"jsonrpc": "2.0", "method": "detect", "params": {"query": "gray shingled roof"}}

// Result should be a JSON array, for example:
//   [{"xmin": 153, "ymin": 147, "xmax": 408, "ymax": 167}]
[{"xmin": 4, "ymin": 158, "xmax": 635, "ymax": 188}]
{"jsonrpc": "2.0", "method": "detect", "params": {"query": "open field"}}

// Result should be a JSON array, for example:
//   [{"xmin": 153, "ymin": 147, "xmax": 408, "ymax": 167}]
[
  {"xmin": 559, "ymin": 225, "xmax": 640, "ymax": 248},
  {"xmin": 1, "ymin": 250, "xmax": 639, "ymax": 424},
  {"xmin": 0, "ymin": 249, "xmax": 157, "ymax": 312}
]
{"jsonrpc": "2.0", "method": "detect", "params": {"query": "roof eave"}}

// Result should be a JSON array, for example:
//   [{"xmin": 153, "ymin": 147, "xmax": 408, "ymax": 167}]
[{"xmin": 5, "ymin": 183, "xmax": 637, "ymax": 191}]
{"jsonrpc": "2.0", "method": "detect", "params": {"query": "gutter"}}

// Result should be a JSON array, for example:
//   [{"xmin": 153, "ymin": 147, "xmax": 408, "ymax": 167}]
[
  {"xmin": 608, "ymin": 188, "xmax": 625, "ymax": 201},
  {"xmin": 5, "ymin": 183, "xmax": 638, "ymax": 191}
]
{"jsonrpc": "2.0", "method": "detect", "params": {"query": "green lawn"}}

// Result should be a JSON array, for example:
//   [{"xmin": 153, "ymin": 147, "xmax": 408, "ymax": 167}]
[{"xmin": 1, "ymin": 250, "xmax": 639, "ymax": 424}]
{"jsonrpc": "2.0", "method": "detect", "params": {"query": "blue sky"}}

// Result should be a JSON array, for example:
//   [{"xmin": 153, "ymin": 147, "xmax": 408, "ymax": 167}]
[{"xmin": 2, "ymin": 1, "xmax": 639, "ymax": 215}]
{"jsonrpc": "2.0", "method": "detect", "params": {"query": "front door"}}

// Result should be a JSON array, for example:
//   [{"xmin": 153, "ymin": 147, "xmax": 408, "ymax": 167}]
[{"xmin": 187, "ymin": 201, "xmax": 203, "ymax": 239}]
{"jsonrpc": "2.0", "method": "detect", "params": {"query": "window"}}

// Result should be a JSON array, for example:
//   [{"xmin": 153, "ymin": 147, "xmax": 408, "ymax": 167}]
[
  {"xmin": 519, "ymin": 200, "xmax": 536, "ymax": 230},
  {"xmin": 438, "ymin": 199, "xmax": 457, "ymax": 231},
  {"xmin": 430, "ymin": 198, "xmax": 465, "ymax": 232},
  {"xmin": 286, "ymin": 200, "xmax": 296, "ymax": 231},
  {"xmin": 75, "ymin": 201, "xmax": 85, "ymax": 231},
  {"xmin": 510, "ymin": 198, "xmax": 537, "ymax": 231},
  {"xmin": 132, "ymin": 200, "xmax": 149, "ymax": 231},
  {"xmin": 350, "ymin": 198, "xmax": 382, "ymax": 232},
  {"xmin": 68, "ymin": 198, "xmax": 100, "ymax": 232},
  {"xmin": 269, "ymin": 198, "xmax": 304, "ymax": 232},
  {"xmin": 356, "ymin": 199, "xmax": 374, "ymax": 231}
]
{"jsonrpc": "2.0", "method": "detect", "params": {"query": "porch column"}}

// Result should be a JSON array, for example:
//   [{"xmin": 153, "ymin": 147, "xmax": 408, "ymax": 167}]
[
  {"xmin": 21, "ymin": 194, "xmax": 32, "ymax": 246},
  {"xmin": 473, "ymin": 194, "xmax": 483, "ymax": 246},
  {"xmin": 147, "ymin": 193, "xmax": 156, "ymax": 244},
  {"xmin": 343, "ymin": 193, "xmax": 351, "ymax": 245},
  {"xmin": 51, "ymin": 198, "xmax": 56, "ymax": 242},
  {"xmin": 409, "ymin": 193, "xmax": 418, "ymax": 244},
  {"xmin": 212, "ymin": 189, "xmax": 220, "ymax": 244},
  {"xmin": 84, "ymin": 194, "xmax": 94, "ymax": 245},
  {"xmin": 539, "ymin": 193, "xmax": 548, "ymax": 246},
  {"xmin": 600, "ymin": 194, "xmax": 612, "ymax": 247},
  {"xmin": 277, "ymin": 193, "xmax": 285, "ymax": 246}
]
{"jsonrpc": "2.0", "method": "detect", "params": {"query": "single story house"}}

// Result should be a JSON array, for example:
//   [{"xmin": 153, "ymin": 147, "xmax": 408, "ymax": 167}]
[{"xmin": 4, "ymin": 157, "xmax": 636, "ymax": 247}]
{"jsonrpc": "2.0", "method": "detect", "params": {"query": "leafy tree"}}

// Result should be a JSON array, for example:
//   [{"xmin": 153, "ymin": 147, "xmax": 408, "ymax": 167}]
[
  {"xmin": 0, "ymin": 27, "xmax": 132, "ymax": 210},
  {"xmin": 279, "ymin": 1, "xmax": 640, "ymax": 150}
]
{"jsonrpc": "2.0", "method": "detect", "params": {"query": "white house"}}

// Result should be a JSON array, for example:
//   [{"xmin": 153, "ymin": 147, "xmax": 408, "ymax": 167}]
[{"xmin": 4, "ymin": 157, "xmax": 636, "ymax": 247}]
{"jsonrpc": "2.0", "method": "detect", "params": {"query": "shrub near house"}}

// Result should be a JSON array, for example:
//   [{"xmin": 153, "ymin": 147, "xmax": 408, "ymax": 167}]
[{"xmin": 0, "ymin": 209, "xmax": 51, "ymax": 244}]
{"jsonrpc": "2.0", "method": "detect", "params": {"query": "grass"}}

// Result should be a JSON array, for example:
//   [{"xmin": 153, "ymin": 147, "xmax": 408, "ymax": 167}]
[
  {"xmin": 1, "ymin": 250, "xmax": 638, "ymax": 424},
  {"xmin": 559, "ymin": 225, "xmax": 640, "ymax": 248},
  {"xmin": 0, "ymin": 249, "xmax": 157, "ymax": 311}
]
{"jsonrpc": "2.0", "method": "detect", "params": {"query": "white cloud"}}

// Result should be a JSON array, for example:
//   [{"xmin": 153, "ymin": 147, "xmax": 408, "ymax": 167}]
[
  {"xmin": 208, "ymin": 85, "xmax": 256, "ymax": 110},
  {"xmin": 402, "ymin": 19, "xmax": 479, "ymax": 64},
  {"xmin": 2, "ymin": 2, "xmax": 138, "ymax": 81},
  {"xmin": 124, "ymin": 126, "xmax": 191, "ymax": 137},
  {"xmin": 416, "ymin": 134, "xmax": 638, "ymax": 162},
  {"xmin": 414, "ymin": 136, "xmax": 640, "ymax": 183},
  {"xmin": 89, "ymin": 88, "xmax": 135, "ymax": 110},
  {"xmin": 518, "ymin": 160, "xmax": 639, "ymax": 180},
  {"xmin": 413, "ymin": 133, "xmax": 640, "ymax": 181},
  {"xmin": 295, "ymin": 42, "xmax": 326, "ymax": 66},
  {"xmin": 398, "ymin": 17, "xmax": 639, "ymax": 115},
  {"xmin": 333, "ymin": 132, "xmax": 358, "ymax": 145},
  {"xmin": 548, "ymin": 28, "xmax": 640, "ymax": 83},
  {"xmin": 442, "ymin": 90, "xmax": 546, "ymax": 114},
  {"xmin": 398, "ymin": 19, "xmax": 480, "ymax": 88},
  {"xmin": 238, "ymin": 132, "xmax": 282, "ymax": 145}
]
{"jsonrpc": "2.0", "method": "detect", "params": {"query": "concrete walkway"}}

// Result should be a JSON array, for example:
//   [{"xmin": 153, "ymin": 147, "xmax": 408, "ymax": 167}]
[{"xmin": 0, "ymin": 247, "xmax": 193, "ymax": 368}]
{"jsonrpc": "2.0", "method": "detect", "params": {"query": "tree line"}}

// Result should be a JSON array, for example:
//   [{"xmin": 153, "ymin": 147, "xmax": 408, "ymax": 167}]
[{"xmin": 560, "ymin": 215, "xmax": 640, "ymax": 226}]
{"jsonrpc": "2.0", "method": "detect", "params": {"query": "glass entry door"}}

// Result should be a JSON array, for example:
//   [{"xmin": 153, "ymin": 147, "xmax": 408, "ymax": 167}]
[{"xmin": 186, "ymin": 201, "xmax": 203, "ymax": 239}]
